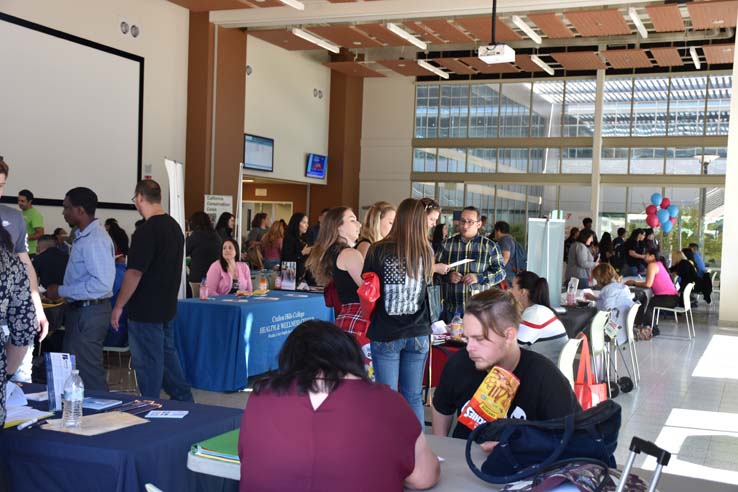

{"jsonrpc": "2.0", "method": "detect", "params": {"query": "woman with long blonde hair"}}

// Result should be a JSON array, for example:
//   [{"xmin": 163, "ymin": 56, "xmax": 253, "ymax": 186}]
[
  {"xmin": 363, "ymin": 198, "xmax": 434, "ymax": 425},
  {"xmin": 261, "ymin": 221, "xmax": 284, "ymax": 270},
  {"xmin": 356, "ymin": 201, "xmax": 395, "ymax": 257}
]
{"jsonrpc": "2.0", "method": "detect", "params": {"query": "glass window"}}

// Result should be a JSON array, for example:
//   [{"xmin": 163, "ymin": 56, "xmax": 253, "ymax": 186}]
[
  {"xmin": 531, "ymin": 81, "xmax": 564, "ymax": 137},
  {"xmin": 499, "ymin": 82, "xmax": 531, "ymax": 137},
  {"xmin": 561, "ymin": 147, "xmax": 592, "ymax": 174},
  {"xmin": 626, "ymin": 186, "xmax": 654, "ymax": 231},
  {"xmin": 602, "ymin": 77, "xmax": 633, "ymax": 137},
  {"xmin": 668, "ymin": 75, "xmax": 707, "ymax": 136},
  {"xmin": 496, "ymin": 184, "xmax": 527, "ymax": 242},
  {"xmin": 497, "ymin": 148, "xmax": 528, "ymax": 173},
  {"xmin": 413, "ymin": 148, "xmax": 437, "ymax": 172},
  {"xmin": 559, "ymin": 186, "xmax": 591, "ymax": 213},
  {"xmin": 529, "ymin": 148, "xmax": 560, "ymax": 174},
  {"xmin": 706, "ymin": 74, "xmax": 731, "ymax": 136},
  {"xmin": 467, "ymin": 148, "xmax": 497, "ymax": 173},
  {"xmin": 411, "ymin": 181, "xmax": 436, "ymax": 200},
  {"xmin": 438, "ymin": 182, "xmax": 464, "ymax": 209},
  {"xmin": 661, "ymin": 187, "xmax": 700, "ymax": 255},
  {"xmin": 630, "ymin": 147, "xmax": 665, "ymax": 174},
  {"xmin": 702, "ymin": 147, "xmax": 727, "ymax": 175},
  {"xmin": 437, "ymin": 148, "xmax": 466, "ymax": 173},
  {"xmin": 601, "ymin": 147, "xmax": 629, "ymax": 174},
  {"xmin": 599, "ymin": 186, "xmax": 626, "ymax": 237},
  {"xmin": 465, "ymin": 183, "xmax": 495, "ymax": 225},
  {"xmin": 562, "ymin": 79, "xmax": 596, "ymax": 137},
  {"xmin": 415, "ymin": 85, "xmax": 439, "ymax": 138},
  {"xmin": 469, "ymin": 83, "xmax": 500, "ymax": 138},
  {"xmin": 439, "ymin": 85, "xmax": 469, "ymax": 138},
  {"xmin": 665, "ymin": 147, "xmax": 702, "ymax": 175},
  {"xmin": 703, "ymin": 187, "xmax": 724, "ymax": 265},
  {"xmin": 632, "ymin": 76, "xmax": 668, "ymax": 136},
  {"xmin": 527, "ymin": 184, "xmax": 558, "ymax": 219}
]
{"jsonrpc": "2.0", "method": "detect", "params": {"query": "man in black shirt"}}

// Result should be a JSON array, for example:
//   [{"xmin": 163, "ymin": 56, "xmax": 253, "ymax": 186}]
[
  {"xmin": 432, "ymin": 289, "xmax": 580, "ymax": 442},
  {"xmin": 32, "ymin": 235, "xmax": 68, "ymax": 288},
  {"xmin": 111, "ymin": 180, "xmax": 193, "ymax": 401}
]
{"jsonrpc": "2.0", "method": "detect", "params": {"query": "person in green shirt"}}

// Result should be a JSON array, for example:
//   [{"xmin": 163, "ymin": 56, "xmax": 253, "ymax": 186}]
[{"xmin": 18, "ymin": 189, "xmax": 44, "ymax": 256}]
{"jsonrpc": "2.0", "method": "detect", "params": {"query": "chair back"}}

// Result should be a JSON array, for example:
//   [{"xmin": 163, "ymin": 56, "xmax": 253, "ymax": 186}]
[
  {"xmin": 589, "ymin": 310, "xmax": 610, "ymax": 356},
  {"xmin": 189, "ymin": 282, "xmax": 200, "ymax": 299},
  {"xmin": 557, "ymin": 338, "xmax": 583, "ymax": 389},
  {"xmin": 681, "ymin": 282, "xmax": 695, "ymax": 311},
  {"xmin": 625, "ymin": 303, "xmax": 640, "ymax": 344}
]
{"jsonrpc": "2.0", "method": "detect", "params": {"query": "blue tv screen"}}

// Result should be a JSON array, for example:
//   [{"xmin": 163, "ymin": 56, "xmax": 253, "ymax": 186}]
[
  {"xmin": 306, "ymin": 153, "xmax": 327, "ymax": 179},
  {"xmin": 243, "ymin": 134, "xmax": 274, "ymax": 172}
]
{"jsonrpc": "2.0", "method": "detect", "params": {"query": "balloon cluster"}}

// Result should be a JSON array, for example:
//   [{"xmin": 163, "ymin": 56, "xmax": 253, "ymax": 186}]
[{"xmin": 645, "ymin": 193, "xmax": 679, "ymax": 234}]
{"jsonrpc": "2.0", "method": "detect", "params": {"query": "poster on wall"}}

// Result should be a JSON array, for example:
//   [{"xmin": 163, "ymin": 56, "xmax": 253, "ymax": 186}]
[{"xmin": 204, "ymin": 195, "xmax": 233, "ymax": 224}]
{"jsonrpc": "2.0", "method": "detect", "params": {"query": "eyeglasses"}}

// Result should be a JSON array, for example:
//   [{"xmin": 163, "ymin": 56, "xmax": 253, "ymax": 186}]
[
  {"xmin": 459, "ymin": 219, "xmax": 479, "ymax": 225},
  {"xmin": 130, "ymin": 195, "xmax": 136, "ymax": 203}
]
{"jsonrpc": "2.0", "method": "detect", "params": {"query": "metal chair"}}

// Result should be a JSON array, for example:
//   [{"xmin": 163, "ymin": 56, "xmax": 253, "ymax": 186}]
[
  {"xmin": 651, "ymin": 282, "xmax": 696, "ymax": 340},
  {"xmin": 103, "ymin": 345, "xmax": 139, "ymax": 393},
  {"xmin": 558, "ymin": 338, "xmax": 583, "ymax": 389}
]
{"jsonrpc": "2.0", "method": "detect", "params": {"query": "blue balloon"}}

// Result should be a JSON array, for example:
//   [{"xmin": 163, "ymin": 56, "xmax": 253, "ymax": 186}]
[
  {"xmin": 662, "ymin": 221, "xmax": 673, "ymax": 234},
  {"xmin": 657, "ymin": 209, "xmax": 670, "ymax": 224},
  {"xmin": 668, "ymin": 204, "xmax": 679, "ymax": 217},
  {"xmin": 651, "ymin": 193, "xmax": 663, "ymax": 206}
]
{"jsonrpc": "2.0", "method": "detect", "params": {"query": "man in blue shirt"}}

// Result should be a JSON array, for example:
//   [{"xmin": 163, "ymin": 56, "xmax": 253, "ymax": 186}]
[
  {"xmin": 689, "ymin": 243, "xmax": 707, "ymax": 278},
  {"xmin": 46, "ymin": 188, "xmax": 115, "ymax": 391}
]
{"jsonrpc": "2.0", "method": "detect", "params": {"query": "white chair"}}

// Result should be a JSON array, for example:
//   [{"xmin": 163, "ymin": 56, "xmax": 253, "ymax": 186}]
[
  {"xmin": 558, "ymin": 338, "xmax": 583, "ymax": 389},
  {"xmin": 103, "ymin": 345, "xmax": 139, "ymax": 393},
  {"xmin": 589, "ymin": 310, "xmax": 612, "ymax": 396},
  {"xmin": 622, "ymin": 302, "xmax": 641, "ymax": 386},
  {"xmin": 651, "ymin": 282, "xmax": 696, "ymax": 340}
]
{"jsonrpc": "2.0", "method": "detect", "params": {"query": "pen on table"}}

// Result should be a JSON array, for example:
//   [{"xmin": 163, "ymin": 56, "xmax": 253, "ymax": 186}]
[{"xmin": 17, "ymin": 418, "xmax": 39, "ymax": 430}]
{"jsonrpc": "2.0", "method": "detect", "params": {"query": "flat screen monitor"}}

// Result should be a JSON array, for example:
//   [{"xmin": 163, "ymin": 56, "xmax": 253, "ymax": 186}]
[
  {"xmin": 305, "ymin": 153, "xmax": 327, "ymax": 179},
  {"xmin": 243, "ymin": 134, "xmax": 274, "ymax": 172}
]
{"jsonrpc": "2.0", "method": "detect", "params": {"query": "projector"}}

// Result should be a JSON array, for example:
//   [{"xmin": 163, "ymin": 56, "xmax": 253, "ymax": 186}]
[{"xmin": 478, "ymin": 44, "xmax": 516, "ymax": 64}]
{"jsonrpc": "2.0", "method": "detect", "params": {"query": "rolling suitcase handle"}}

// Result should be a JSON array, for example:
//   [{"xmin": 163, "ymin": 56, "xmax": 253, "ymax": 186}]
[{"xmin": 616, "ymin": 437, "xmax": 671, "ymax": 492}]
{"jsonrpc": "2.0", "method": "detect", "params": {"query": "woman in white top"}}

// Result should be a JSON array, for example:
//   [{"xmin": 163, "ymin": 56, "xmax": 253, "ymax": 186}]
[
  {"xmin": 510, "ymin": 271, "xmax": 569, "ymax": 363},
  {"xmin": 585, "ymin": 263, "xmax": 634, "ymax": 345}
]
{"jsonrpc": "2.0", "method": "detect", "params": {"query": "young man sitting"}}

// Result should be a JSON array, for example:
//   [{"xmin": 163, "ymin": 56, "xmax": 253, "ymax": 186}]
[{"xmin": 432, "ymin": 289, "xmax": 580, "ymax": 442}]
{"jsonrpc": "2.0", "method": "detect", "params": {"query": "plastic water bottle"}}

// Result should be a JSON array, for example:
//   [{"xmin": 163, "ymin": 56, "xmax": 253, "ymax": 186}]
[
  {"xmin": 62, "ymin": 369, "xmax": 84, "ymax": 428},
  {"xmin": 450, "ymin": 312, "xmax": 464, "ymax": 339},
  {"xmin": 199, "ymin": 277, "xmax": 209, "ymax": 300},
  {"xmin": 566, "ymin": 278, "xmax": 579, "ymax": 306}
]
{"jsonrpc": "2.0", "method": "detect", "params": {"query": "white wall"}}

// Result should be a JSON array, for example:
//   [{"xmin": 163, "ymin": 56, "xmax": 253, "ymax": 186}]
[
  {"xmin": 360, "ymin": 77, "xmax": 415, "ymax": 210},
  {"xmin": 244, "ymin": 36, "xmax": 330, "ymax": 185},
  {"xmin": 2, "ymin": 0, "xmax": 189, "ymax": 235}
]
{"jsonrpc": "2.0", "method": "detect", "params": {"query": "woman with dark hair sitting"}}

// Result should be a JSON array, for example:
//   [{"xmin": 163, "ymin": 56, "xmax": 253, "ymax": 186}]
[
  {"xmin": 670, "ymin": 248, "xmax": 699, "ymax": 301},
  {"xmin": 565, "ymin": 229, "xmax": 598, "ymax": 288},
  {"xmin": 622, "ymin": 229, "xmax": 646, "ymax": 277},
  {"xmin": 238, "ymin": 320, "xmax": 440, "ymax": 492},
  {"xmin": 586, "ymin": 263, "xmax": 634, "ymax": 345},
  {"xmin": 626, "ymin": 247, "xmax": 679, "ymax": 336},
  {"xmin": 205, "ymin": 238, "xmax": 253, "ymax": 296},
  {"xmin": 510, "ymin": 271, "xmax": 569, "ymax": 363},
  {"xmin": 281, "ymin": 213, "xmax": 311, "ymax": 283},
  {"xmin": 598, "ymin": 232, "xmax": 615, "ymax": 264},
  {"xmin": 186, "ymin": 211, "xmax": 221, "ymax": 284}
]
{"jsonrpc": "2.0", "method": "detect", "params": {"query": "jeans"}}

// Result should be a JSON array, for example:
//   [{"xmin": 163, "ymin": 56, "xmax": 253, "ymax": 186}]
[
  {"xmin": 127, "ymin": 320, "xmax": 193, "ymax": 401},
  {"xmin": 62, "ymin": 302, "xmax": 112, "ymax": 391},
  {"xmin": 371, "ymin": 335, "xmax": 429, "ymax": 426}
]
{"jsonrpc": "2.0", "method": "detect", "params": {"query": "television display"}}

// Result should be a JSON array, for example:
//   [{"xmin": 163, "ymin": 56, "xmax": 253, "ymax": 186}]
[
  {"xmin": 243, "ymin": 134, "xmax": 274, "ymax": 172},
  {"xmin": 305, "ymin": 153, "xmax": 327, "ymax": 179}
]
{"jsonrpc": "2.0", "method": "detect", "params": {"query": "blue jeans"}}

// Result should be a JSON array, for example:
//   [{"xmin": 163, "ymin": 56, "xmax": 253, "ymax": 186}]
[
  {"xmin": 371, "ymin": 335, "xmax": 429, "ymax": 426},
  {"xmin": 127, "ymin": 320, "xmax": 193, "ymax": 401}
]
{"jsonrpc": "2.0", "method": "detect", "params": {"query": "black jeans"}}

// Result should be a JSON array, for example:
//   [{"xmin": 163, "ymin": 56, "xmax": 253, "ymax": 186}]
[
  {"xmin": 63, "ymin": 302, "xmax": 112, "ymax": 391},
  {"xmin": 638, "ymin": 295, "xmax": 680, "ymax": 327}
]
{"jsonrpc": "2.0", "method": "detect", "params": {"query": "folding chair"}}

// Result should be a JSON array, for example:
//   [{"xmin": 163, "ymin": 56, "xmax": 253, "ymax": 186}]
[
  {"xmin": 651, "ymin": 282, "xmax": 696, "ymax": 340},
  {"xmin": 589, "ymin": 310, "xmax": 612, "ymax": 397},
  {"xmin": 557, "ymin": 338, "xmax": 583, "ymax": 389}
]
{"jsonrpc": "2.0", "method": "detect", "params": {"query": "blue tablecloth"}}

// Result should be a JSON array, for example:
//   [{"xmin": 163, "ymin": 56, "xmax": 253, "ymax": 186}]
[
  {"xmin": 173, "ymin": 291, "xmax": 334, "ymax": 391},
  {"xmin": 0, "ymin": 384, "xmax": 241, "ymax": 492}
]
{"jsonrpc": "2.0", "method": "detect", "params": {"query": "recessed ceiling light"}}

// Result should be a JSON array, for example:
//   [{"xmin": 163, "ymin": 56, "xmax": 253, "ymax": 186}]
[
  {"xmin": 722, "ymin": 48, "xmax": 732, "ymax": 52},
  {"xmin": 398, "ymin": 63, "xmax": 406, "ymax": 67},
  {"xmin": 712, "ymin": 19, "xmax": 725, "ymax": 25},
  {"xmin": 353, "ymin": 41, "xmax": 362, "ymax": 46}
]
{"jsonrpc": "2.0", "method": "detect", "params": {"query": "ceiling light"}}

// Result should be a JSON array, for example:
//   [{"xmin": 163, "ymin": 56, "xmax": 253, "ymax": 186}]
[
  {"xmin": 531, "ymin": 55, "xmax": 554, "ymax": 76},
  {"xmin": 386, "ymin": 23, "xmax": 427, "ymax": 50},
  {"xmin": 511, "ymin": 15, "xmax": 541, "ymax": 44},
  {"xmin": 278, "ymin": 0, "xmax": 304, "ymax": 10},
  {"xmin": 690, "ymin": 46, "xmax": 701, "ymax": 69},
  {"xmin": 628, "ymin": 7, "xmax": 648, "ymax": 39},
  {"xmin": 291, "ymin": 28, "xmax": 340, "ymax": 53},
  {"xmin": 417, "ymin": 60, "xmax": 449, "ymax": 79}
]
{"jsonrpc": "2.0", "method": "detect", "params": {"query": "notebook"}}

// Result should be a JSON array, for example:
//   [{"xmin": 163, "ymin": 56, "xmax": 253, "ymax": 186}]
[{"xmin": 192, "ymin": 429, "xmax": 240, "ymax": 464}]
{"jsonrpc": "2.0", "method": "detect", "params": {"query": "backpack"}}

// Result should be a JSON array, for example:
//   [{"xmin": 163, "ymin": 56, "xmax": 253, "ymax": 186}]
[{"xmin": 510, "ymin": 238, "xmax": 528, "ymax": 273}]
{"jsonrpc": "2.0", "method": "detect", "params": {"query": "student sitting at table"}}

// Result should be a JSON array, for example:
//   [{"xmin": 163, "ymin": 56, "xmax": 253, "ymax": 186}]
[
  {"xmin": 510, "ymin": 271, "xmax": 569, "ymax": 363},
  {"xmin": 585, "ymin": 263, "xmax": 634, "ymax": 345},
  {"xmin": 238, "ymin": 320, "xmax": 440, "ymax": 492},
  {"xmin": 625, "ymin": 247, "xmax": 678, "ymax": 336},
  {"xmin": 205, "ymin": 238, "xmax": 253, "ymax": 296},
  {"xmin": 432, "ymin": 289, "xmax": 580, "ymax": 442}
]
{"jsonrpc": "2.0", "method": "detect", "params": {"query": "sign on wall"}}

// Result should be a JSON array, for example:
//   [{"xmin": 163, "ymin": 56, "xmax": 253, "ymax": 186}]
[{"xmin": 204, "ymin": 194, "xmax": 233, "ymax": 224}]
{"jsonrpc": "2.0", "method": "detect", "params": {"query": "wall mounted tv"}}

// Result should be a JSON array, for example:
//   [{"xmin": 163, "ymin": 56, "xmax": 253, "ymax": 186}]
[
  {"xmin": 305, "ymin": 153, "xmax": 327, "ymax": 179},
  {"xmin": 243, "ymin": 134, "xmax": 274, "ymax": 172}
]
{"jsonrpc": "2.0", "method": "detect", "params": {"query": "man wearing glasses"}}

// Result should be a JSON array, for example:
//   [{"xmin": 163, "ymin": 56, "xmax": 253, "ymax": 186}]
[{"xmin": 436, "ymin": 206, "xmax": 506, "ymax": 321}]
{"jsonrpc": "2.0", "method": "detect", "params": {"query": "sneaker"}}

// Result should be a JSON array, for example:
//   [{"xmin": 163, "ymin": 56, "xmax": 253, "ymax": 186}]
[{"xmin": 652, "ymin": 326, "xmax": 661, "ymax": 336}]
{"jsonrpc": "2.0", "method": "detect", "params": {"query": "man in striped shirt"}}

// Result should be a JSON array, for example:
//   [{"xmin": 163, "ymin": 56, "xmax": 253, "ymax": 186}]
[{"xmin": 436, "ymin": 206, "xmax": 506, "ymax": 320}]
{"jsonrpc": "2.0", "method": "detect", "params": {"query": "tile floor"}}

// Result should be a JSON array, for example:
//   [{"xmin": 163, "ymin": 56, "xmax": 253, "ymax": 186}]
[{"xmin": 106, "ymin": 300, "xmax": 738, "ymax": 487}]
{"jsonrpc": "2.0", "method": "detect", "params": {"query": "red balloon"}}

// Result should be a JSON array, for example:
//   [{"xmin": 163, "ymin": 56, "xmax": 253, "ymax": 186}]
[
  {"xmin": 660, "ymin": 197, "xmax": 671, "ymax": 209},
  {"xmin": 646, "ymin": 214, "xmax": 660, "ymax": 228},
  {"xmin": 646, "ymin": 205, "xmax": 657, "ymax": 215},
  {"xmin": 670, "ymin": 217, "xmax": 677, "ymax": 225}
]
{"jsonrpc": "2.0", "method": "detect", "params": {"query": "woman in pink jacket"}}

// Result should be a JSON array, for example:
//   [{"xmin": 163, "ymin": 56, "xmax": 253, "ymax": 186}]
[{"xmin": 206, "ymin": 238, "xmax": 253, "ymax": 296}]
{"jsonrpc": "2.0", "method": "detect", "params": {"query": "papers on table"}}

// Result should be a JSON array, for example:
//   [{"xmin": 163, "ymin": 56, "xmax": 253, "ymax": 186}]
[
  {"xmin": 43, "ymin": 411, "xmax": 148, "ymax": 436},
  {"xmin": 24, "ymin": 391, "xmax": 49, "ymax": 402},
  {"xmin": 6, "ymin": 381, "xmax": 27, "ymax": 407},
  {"xmin": 83, "ymin": 397, "xmax": 123, "ymax": 410},
  {"xmin": 145, "ymin": 410, "xmax": 188, "ymax": 419},
  {"xmin": 446, "ymin": 259, "xmax": 473, "ymax": 269},
  {"xmin": 45, "ymin": 352, "xmax": 76, "ymax": 411},
  {"xmin": 4, "ymin": 406, "xmax": 54, "ymax": 429}
]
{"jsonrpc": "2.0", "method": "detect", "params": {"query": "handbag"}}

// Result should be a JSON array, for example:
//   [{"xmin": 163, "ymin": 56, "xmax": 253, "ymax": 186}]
[
  {"xmin": 466, "ymin": 399, "xmax": 621, "ymax": 485},
  {"xmin": 427, "ymin": 283, "xmax": 442, "ymax": 323},
  {"xmin": 575, "ymin": 334, "xmax": 609, "ymax": 410},
  {"xmin": 357, "ymin": 272, "xmax": 380, "ymax": 320}
]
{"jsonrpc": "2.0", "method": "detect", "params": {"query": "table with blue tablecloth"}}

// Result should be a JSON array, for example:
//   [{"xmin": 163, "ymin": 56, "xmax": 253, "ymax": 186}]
[
  {"xmin": 173, "ymin": 291, "xmax": 334, "ymax": 391},
  {"xmin": 0, "ymin": 383, "xmax": 241, "ymax": 492}
]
